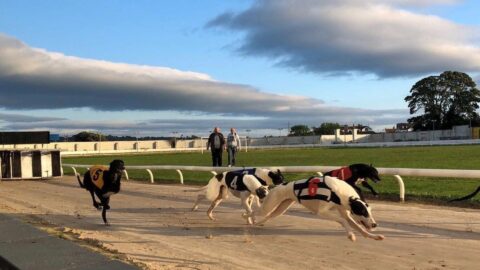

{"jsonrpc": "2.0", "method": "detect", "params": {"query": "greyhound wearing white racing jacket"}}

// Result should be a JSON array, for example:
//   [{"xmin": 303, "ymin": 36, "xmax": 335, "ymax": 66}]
[
  {"xmin": 191, "ymin": 168, "xmax": 284, "ymax": 223},
  {"xmin": 244, "ymin": 176, "xmax": 385, "ymax": 242}
]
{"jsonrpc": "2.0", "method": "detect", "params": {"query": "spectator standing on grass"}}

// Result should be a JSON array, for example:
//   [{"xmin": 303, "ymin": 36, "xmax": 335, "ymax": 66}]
[
  {"xmin": 207, "ymin": 127, "xmax": 225, "ymax": 167},
  {"xmin": 227, "ymin": 128, "xmax": 241, "ymax": 167}
]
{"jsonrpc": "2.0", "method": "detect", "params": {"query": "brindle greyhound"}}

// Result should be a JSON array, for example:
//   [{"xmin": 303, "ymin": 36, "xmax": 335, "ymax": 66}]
[
  {"xmin": 324, "ymin": 164, "xmax": 381, "ymax": 200},
  {"xmin": 77, "ymin": 160, "xmax": 125, "ymax": 225}
]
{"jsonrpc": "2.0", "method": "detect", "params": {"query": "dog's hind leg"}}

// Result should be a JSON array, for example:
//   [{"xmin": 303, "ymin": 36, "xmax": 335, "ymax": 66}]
[
  {"xmin": 90, "ymin": 190, "xmax": 101, "ymax": 210},
  {"xmin": 255, "ymin": 199, "xmax": 295, "ymax": 225},
  {"xmin": 207, "ymin": 186, "xmax": 226, "ymax": 221},
  {"xmin": 192, "ymin": 194, "xmax": 206, "ymax": 211},
  {"xmin": 252, "ymin": 184, "xmax": 290, "ymax": 217}
]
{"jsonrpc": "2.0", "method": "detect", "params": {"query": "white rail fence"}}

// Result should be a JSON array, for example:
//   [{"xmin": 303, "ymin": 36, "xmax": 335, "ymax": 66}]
[{"xmin": 63, "ymin": 164, "xmax": 480, "ymax": 202}]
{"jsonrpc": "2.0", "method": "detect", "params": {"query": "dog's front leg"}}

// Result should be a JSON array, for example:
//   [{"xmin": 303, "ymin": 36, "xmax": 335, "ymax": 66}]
[
  {"xmin": 352, "ymin": 185, "xmax": 366, "ymax": 201},
  {"xmin": 339, "ymin": 210, "xmax": 384, "ymax": 241},
  {"xmin": 240, "ymin": 192, "xmax": 254, "ymax": 224},
  {"xmin": 254, "ymin": 196, "xmax": 261, "ymax": 208},
  {"xmin": 361, "ymin": 181, "xmax": 378, "ymax": 196},
  {"xmin": 101, "ymin": 197, "xmax": 111, "ymax": 226},
  {"xmin": 318, "ymin": 210, "xmax": 357, "ymax": 242}
]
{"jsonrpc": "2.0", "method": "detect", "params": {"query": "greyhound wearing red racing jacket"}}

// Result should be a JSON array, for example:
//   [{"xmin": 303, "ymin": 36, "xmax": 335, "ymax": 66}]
[{"xmin": 324, "ymin": 164, "xmax": 381, "ymax": 200}]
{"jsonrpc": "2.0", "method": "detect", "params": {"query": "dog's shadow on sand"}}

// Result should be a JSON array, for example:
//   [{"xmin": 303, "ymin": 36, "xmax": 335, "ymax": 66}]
[
  {"xmin": 119, "ymin": 252, "xmax": 216, "ymax": 267},
  {"xmin": 102, "ymin": 207, "xmax": 480, "ymax": 241},
  {"xmin": 117, "ymin": 221, "xmax": 480, "ymax": 240}
]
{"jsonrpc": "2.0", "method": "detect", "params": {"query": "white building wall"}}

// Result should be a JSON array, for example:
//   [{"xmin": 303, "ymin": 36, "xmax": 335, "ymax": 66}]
[{"xmin": 0, "ymin": 125, "xmax": 473, "ymax": 156}]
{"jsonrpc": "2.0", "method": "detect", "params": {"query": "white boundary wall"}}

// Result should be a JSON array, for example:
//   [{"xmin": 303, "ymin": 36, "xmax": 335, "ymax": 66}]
[
  {"xmin": 3, "ymin": 137, "xmax": 480, "ymax": 156},
  {"xmin": 1, "ymin": 126, "xmax": 477, "ymax": 156}
]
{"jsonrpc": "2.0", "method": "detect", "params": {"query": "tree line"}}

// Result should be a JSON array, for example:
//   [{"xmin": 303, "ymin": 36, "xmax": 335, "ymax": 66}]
[
  {"xmin": 289, "ymin": 71, "xmax": 480, "ymax": 135},
  {"xmin": 405, "ymin": 71, "xmax": 480, "ymax": 130},
  {"xmin": 59, "ymin": 131, "xmax": 199, "ymax": 142},
  {"xmin": 288, "ymin": 123, "xmax": 341, "ymax": 136},
  {"xmin": 61, "ymin": 71, "xmax": 480, "ymax": 141}
]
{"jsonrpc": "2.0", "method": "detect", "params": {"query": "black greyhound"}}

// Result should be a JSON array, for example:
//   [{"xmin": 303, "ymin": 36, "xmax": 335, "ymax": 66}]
[
  {"xmin": 324, "ymin": 163, "xmax": 381, "ymax": 200},
  {"xmin": 77, "ymin": 160, "xmax": 125, "ymax": 225},
  {"xmin": 449, "ymin": 186, "xmax": 480, "ymax": 202}
]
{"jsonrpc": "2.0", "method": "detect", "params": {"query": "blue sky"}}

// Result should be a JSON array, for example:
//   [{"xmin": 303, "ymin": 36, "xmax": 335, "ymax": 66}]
[{"xmin": 0, "ymin": 0, "xmax": 479, "ymax": 136}]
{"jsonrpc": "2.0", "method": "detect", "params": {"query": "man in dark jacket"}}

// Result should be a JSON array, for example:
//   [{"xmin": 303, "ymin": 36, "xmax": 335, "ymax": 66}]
[{"xmin": 207, "ymin": 127, "xmax": 226, "ymax": 167}]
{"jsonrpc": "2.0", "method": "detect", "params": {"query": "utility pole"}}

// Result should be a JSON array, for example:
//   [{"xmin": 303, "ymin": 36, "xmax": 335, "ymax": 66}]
[{"xmin": 136, "ymin": 131, "xmax": 139, "ymax": 152}]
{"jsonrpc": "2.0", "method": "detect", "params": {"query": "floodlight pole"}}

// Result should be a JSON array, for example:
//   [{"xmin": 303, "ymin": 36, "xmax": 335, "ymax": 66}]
[{"xmin": 136, "ymin": 131, "xmax": 139, "ymax": 152}]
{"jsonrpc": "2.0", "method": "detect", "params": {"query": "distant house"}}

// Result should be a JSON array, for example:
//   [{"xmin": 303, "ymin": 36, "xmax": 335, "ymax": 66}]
[
  {"xmin": 357, "ymin": 125, "xmax": 375, "ymax": 134},
  {"xmin": 385, "ymin": 123, "xmax": 412, "ymax": 133},
  {"xmin": 340, "ymin": 124, "xmax": 375, "ymax": 134},
  {"xmin": 396, "ymin": 123, "xmax": 411, "ymax": 132}
]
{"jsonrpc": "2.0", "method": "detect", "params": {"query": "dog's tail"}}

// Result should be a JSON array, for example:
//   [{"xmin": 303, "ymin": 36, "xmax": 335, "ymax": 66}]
[
  {"xmin": 183, "ymin": 185, "xmax": 208, "ymax": 193},
  {"xmin": 449, "ymin": 185, "xmax": 480, "ymax": 202},
  {"xmin": 76, "ymin": 173, "xmax": 85, "ymax": 189}
]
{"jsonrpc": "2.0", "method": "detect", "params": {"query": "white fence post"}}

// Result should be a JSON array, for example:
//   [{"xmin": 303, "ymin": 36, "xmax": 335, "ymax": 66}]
[
  {"xmin": 146, "ymin": 169, "xmax": 154, "ymax": 184},
  {"xmin": 393, "ymin": 175, "xmax": 405, "ymax": 202},
  {"xmin": 210, "ymin": 171, "xmax": 217, "ymax": 176},
  {"xmin": 123, "ymin": 170, "xmax": 129, "ymax": 180},
  {"xmin": 316, "ymin": 172, "xmax": 323, "ymax": 176},
  {"xmin": 176, "ymin": 169, "xmax": 184, "ymax": 184},
  {"xmin": 71, "ymin": 167, "xmax": 78, "ymax": 177}
]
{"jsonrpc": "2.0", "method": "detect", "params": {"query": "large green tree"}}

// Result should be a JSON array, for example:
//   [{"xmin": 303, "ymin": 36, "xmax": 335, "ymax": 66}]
[
  {"xmin": 289, "ymin": 125, "xmax": 312, "ymax": 136},
  {"xmin": 313, "ymin": 122, "xmax": 341, "ymax": 135},
  {"xmin": 405, "ymin": 71, "xmax": 480, "ymax": 130}
]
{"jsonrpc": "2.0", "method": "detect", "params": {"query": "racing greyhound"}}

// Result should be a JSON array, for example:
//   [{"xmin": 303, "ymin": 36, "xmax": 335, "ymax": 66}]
[
  {"xmin": 244, "ymin": 176, "xmax": 385, "ymax": 242},
  {"xmin": 190, "ymin": 168, "xmax": 284, "ymax": 223}
]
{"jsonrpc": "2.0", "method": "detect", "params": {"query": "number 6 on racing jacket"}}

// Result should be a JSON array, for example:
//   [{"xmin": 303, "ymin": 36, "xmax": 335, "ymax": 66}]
[
  {"xmin": 189, "ymin": 168, "xmax": 285, "ymax": 224},
  {"xmin": 244, "ymin": 176, "xmax": 385, "ymax": 242}
]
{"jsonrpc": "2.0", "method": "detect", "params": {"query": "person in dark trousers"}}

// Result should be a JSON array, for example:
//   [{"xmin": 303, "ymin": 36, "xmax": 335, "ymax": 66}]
[
  {"xmin": 207, "ymin": 127, "xmax": 226, "ymax": 167},
  {"xmin": 226, "ymin": 128, "xmax": 241, "ymax": 167}
]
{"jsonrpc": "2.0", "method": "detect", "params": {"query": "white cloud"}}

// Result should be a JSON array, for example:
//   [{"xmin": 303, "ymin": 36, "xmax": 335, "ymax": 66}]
[
  {"xmin": 208, "ymin": 0, "xmax": 480, "ymax": 77},
  {"xmin": 0, "ymin": 33, "xmax": 323, "ymax": 115},
  {"xmin": 0, "ymin": 112, "xmax": 65, "ymax": 123},
  {"xmin": 3, "ymin": 116, "xmax": 407, "ymax": 137},
  {"xmin": 0, "ymin": 33, "xmax": 407, "ymax": 128}
]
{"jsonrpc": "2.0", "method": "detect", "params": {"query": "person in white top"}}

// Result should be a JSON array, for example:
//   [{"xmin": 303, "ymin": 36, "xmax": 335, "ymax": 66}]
[{"xmin": 226, "ymin": 128, "xmax": 241, "ymax": 167}]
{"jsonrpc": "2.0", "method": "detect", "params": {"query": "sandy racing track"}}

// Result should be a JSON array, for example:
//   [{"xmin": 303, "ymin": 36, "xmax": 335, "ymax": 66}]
[{"xmin": 0, "ymin": 177, "xmax": 479, "ymax": 270}]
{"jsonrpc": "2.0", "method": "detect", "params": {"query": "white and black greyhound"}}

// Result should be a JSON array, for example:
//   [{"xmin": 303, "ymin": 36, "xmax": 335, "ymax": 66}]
[
  {"xmin": 190, "ymin": 168, "xmax": 284, "ymax": 223},
  {"xmin": 244, "ymin": 176, "xmax": 385, "ymax": 242}
]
